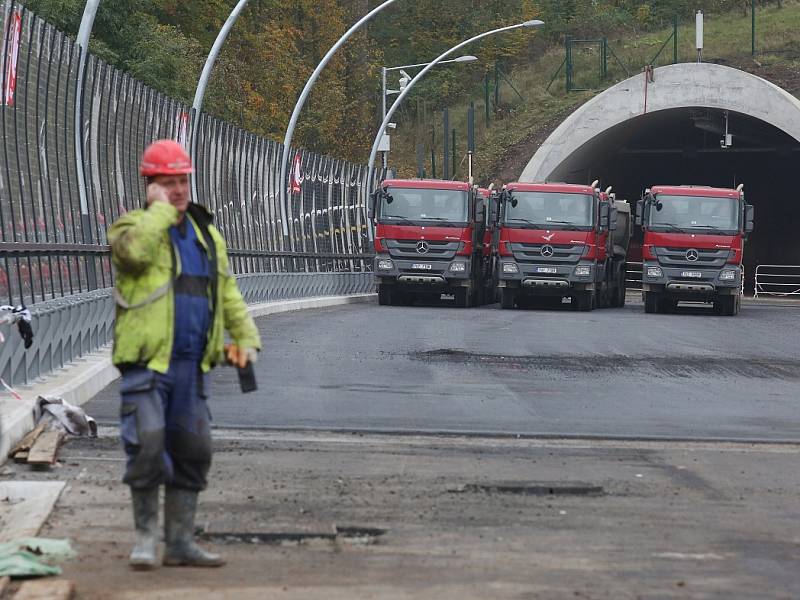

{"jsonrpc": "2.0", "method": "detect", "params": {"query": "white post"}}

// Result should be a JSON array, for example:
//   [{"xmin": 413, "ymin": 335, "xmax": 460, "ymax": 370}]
[
  {"xmin": 366, "ymin": 21, "xmax": 544, "ymax": 195},
  {"xmin": 278, "ymin": 0, "xmax": 400, "ymax": 237},
  {"xmin": 190, "ymin": 0, "xmax": 250, "ymax": 203},
  {"xmin": 74, "ymin": 0, "xmax": 101, "ymax": 289},
  {"xmin": 696, "ymin": 10, "xmax": 704, "ymax": 63},
  {"xmin": 74, "ymin": 0, "xmax": 101, "ymax": 219}
]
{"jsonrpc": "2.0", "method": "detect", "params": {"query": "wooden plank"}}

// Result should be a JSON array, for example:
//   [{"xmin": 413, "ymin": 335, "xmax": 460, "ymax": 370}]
[
  {"xmin": 7, "ymin": 423, "xmax": 46, "ymax": 459},
  {"xmin": 0, "ymin": 576, "xmax": 10, "ymax": 597},
  {"xmin": 25, "ymin": 431, "xmax": 63, "ymax": 466},
  {"xmin": 13, "ymin": 451, "xmax": 29, "ymax": 463},
  {"xmin": 12, "ymin": 579, "xmax": 75, "ymax": 600}
]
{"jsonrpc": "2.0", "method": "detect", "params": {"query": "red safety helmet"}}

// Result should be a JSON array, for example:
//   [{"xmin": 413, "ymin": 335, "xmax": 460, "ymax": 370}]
[{"xmin": 139, "ymin": 139, "xmax": 194, "ymax": 177}]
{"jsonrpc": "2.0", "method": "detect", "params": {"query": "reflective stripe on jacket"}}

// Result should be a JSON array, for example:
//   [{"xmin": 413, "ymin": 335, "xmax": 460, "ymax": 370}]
[{"xmin": 109, "ymin": 201, "xmax": 261, "ymax": 373}]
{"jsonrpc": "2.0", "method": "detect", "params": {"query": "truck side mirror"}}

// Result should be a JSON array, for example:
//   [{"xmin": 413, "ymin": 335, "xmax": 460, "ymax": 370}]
[
  {"xmin": 598, "ymin": 200, "xmax": 610, "ymax": 231},
  {"xmin": 745, "ymin": 204, "xmax": 755, "ymax": 233},
  {"xmin": 609, "ymin": 206, "xmax": 618, "ymax": 231},
  {"xmin": 635, "ymin": 199, "xmax": 644, "ymax": 226},
  {"xmin": 368, "ymin": 190, "xmax": 378, "ymax": 220}
]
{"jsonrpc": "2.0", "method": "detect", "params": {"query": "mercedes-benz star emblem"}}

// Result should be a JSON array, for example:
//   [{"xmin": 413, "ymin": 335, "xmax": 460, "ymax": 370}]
[
  {"xmin": 541, "ymin": 245, "xmax": 555, "ymax": 258},
  {"xmin": 686, "ymin": 249, "xmax": 700, "ymax": 262},
  {"xmin": 416, "ymin": 241, "xmax": 430, "ymax": 255}
]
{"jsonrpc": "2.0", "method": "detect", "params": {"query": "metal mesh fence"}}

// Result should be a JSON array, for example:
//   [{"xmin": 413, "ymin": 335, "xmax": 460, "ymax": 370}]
[{"xmin": 0, "ymin": 1, "xmax": 376, "ymax": 308}]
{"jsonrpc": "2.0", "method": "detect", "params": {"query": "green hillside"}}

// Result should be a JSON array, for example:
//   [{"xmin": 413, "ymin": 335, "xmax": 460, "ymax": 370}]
[{"xmin": 387, "ymin": 0, "xmax": 800, "ymax": 185}]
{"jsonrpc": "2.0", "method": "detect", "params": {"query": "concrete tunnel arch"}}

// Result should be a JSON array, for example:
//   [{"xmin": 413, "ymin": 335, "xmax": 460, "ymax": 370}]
[{"xmin": 520, "ymin": 63, "xmax": 800, "ymax": 274}]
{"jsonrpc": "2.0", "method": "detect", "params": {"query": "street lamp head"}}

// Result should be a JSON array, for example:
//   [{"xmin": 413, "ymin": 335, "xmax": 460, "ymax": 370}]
[
  {"xmin": 521, "ymin": 19, "xmax": 545, "ymax": 28},
  {"xmin": 454, "ymin": 55, "xmax": 479, "ymax": 63}
]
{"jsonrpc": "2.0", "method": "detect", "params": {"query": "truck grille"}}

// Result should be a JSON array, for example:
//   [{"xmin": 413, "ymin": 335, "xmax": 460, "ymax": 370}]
[
  {"xmin": 386, "ymin": 239, "xmax": 460, "ymax": 260},
  {"xmin": 511, "ymin": 242, "xmax": 585, "ymax": 264},
  {"xmin": 655, "ymin": 246, "xmax": 730, "ymax": 268}
]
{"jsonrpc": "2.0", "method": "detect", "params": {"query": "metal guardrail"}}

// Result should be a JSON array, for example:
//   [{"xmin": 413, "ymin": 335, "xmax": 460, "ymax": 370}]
[
  {"xmin": 0, "ymin": 270, "xmax": 375, "ymax": 387},
  {"xmin": 0, "ymin": 1, "xmax": 377, "ymax": 309},
  {"xmin": 754, "ymin": 265, "xmax": 800, "ymax": 298}
]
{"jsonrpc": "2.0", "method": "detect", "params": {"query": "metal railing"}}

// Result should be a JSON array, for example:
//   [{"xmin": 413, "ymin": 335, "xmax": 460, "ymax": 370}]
[
  {"xmin": 0, "ymin": 1, "xmax": 377, "ymax": 309},
  {"xmin": 754, "ymin": 265, "xmax": 800, "ymax": 298},
  {"xmin": 0, "ymin": 2, "xmax": 379, "ymax": 387}
]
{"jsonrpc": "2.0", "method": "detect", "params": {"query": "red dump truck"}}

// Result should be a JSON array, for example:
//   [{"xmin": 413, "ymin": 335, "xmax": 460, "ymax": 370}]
[
  {"xmin": 495, "ymin": 182, "xmax": 630, "ymax": 311},
  {"xmin": 370, "ymin": 179, "xmax": 489, "ymax": 307},
  {"xmin": 636, "ymin": 185, "xmax": 754, "ymax": 316}
]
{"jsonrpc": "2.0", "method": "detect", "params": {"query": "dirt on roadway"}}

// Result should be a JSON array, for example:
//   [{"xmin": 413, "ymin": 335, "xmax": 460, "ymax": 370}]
[{"xmin": 5, "ymin": 429, "xmax": 800, "ymax": 599}]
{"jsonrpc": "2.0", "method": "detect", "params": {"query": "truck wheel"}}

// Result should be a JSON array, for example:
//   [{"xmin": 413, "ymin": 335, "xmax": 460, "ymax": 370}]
[
  {"xmin": 575, "ymin": 291, "xmax": 594, "ymax": 312},
  {"xmin": 500, "ymin": 288, "xmax": 516, "ymax": 309},
  {"xmin": 454, "ymin": 288, "xmax": 472, "ymax": 308},
  {"xmin": 716, "ymin": 295, "xmax": 740, "ymax": 316},
  {"xmin": 644, "ymin": 292, "xmax": 660, "ymax": 314},
  {"xmin": 378, "ymin": 285, "xmax": 392, "ymax": 306}
]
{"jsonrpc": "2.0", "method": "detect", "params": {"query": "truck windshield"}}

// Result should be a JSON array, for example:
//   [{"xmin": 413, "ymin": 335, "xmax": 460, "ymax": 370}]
[
  {"xmin": 379, "ymin": 188, "xmax": 468, "ymax": 225},
  {"xmin": 649, "ymin": 195, "xmax": 739, "ymax": 234},
  {"xmin": 504, "ymin": 191, "xmax": 593, "ymax": 229}
]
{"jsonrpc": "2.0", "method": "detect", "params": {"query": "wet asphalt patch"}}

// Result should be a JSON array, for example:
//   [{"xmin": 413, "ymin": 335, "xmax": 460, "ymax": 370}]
[
  {"xmin": 449, "ymin": 482, "xmax": 604, "ymax": 497},
  {"xmin": 409, "ymin": 349, "xmax": 800, "ymax": 380}
]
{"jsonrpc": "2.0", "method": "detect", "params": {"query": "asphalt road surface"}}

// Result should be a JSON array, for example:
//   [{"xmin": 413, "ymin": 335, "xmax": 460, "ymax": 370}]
[{"xmin": 85, "ymin": 298, "xmax": 800, "ymax": 442}]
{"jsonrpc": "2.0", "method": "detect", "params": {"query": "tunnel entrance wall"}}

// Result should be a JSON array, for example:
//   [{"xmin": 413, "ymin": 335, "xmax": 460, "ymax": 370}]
[{"xmin": 521, "ymin": 64, "xmax": 800, "ymax": 273}]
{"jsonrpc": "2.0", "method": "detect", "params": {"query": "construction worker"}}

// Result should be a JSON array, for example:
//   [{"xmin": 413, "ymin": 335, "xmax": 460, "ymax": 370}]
[{"xmin": 108, "ymin": 139, "xmax": 261, "ymax": 570}]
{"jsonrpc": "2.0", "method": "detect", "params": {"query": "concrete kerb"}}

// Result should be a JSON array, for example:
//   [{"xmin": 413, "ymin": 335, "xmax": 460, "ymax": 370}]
[{"xmin": 0, "ymin": 294, "xmax": 376, "ymax": 466}]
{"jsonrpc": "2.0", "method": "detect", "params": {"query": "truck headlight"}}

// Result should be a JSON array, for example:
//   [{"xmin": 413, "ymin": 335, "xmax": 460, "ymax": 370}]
[
  {"xmin": 647, "ymin": 266, "xmax": 663, "ymax": 278},
  {"xmin": 720, "ymin": 269, "xmax": 736, "ymax": 281},
  {"xmin": 377, "ymin": 259, "xmax": 394, "ymax": 271},
  {"xmin": 449, "ymin": 262, "xmax": 466, "ymax": 273},
  {"xmin": 574, "ymin": 265, "xmax": 591, "ymax": 277},
  {"xmin": 502, "ymin": 262, "xmax": 519, "ymax": 274}
]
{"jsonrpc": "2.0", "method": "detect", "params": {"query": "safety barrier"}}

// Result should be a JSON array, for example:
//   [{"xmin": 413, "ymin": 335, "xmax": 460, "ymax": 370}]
[
  {"xmin": 0, "ymin": 270, "xmax": 374, "ymax": 387},
  {"xmin": 754, "ymin": 265, "xmax": 800, "ymax": 298},
  {"xmin": 0, "ymin": 1, "xmax": 377, "ymax": 309}
]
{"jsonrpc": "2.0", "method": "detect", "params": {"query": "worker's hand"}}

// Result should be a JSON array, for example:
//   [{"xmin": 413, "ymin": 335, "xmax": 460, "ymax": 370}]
[
  {"xmin": 146, "ymin": 182, "xmax": 169, "ymax": 207},
  {"xmin": 225, "ymin": 344, "xmax": 258, "ymax": 369}
]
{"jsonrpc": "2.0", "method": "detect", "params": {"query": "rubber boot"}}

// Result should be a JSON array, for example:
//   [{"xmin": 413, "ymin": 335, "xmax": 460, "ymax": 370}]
[
  {"xmin": 129, "ymin": 487, "xmax": 159, "ymax": 570},
  {"xmin": 163, "ymin": 487, "xmax": 225, "ymax": 567}
]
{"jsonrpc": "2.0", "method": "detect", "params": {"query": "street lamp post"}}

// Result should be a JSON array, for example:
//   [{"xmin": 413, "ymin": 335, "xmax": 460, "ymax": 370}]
[
  {"xmin": 366, "ymin": 20, "xmax": 544, "ymax": 195},
  {"xmin": 190, "ymin": 0, "xmax": 251, "ymax": 204},
  {"xmin": 380, "ymin": 55, "xmax": 478, "ymax": 169},
  {"xmin": 279, "ymin": 0, "xmax": 400, "ymax": 237}
]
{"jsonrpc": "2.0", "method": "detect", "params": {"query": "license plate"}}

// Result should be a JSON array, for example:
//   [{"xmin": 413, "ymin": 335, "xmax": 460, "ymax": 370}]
[
  {"xmin": 681, "ymin": 271, "xmax": 703, "ymax": 278},
  {"xmin": 411, "ymin": 263, "xmax": 432, "ymax": 270},
  {"xmin": 537, "ymin": 267, "xmax": 558, "ymax": 274}
]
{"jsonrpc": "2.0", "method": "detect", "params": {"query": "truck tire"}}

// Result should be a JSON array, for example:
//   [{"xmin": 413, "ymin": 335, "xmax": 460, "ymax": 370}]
[
  {"xmin": 500, "ymin": 288, "xmax": 516, "ymax": 309},
  {"xmin": 644, "ymin": 291, "xmax": 660, "ymax": 314},
  {"xmin": 613, "ymin": 264, "xmax": 627, "ymax": 308},
  {"xmin": 454, "ymin": 287, "xmax": 472, "ymax": 308},
  {"xmin": 575, "ymin": 291, "xmax": 594, "ymax": 312},
  {"xmin": 378, "ymin": 285, "xmax": 392, "ymax": 306},
  {"xmin": 716, "ymin": 294, "xmax": 740, "ymax": 316}
]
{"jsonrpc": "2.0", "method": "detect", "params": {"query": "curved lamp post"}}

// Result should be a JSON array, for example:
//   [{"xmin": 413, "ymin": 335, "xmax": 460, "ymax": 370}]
[
  {"xmin": 366, "ymin": 20, "xmax": 544, "ymax": 191},
  {"xmin": 190, "ymin": 0, "xmax": 251, "ymax": 203},
  {"xmin": 278, "ymin": 0, "xmax": 400, "ymax": 237}
]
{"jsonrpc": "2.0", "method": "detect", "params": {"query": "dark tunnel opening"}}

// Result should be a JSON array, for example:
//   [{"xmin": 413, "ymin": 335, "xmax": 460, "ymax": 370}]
[{"xmin": 547, "ymin": 108, "xmax": 800, "ymax": 290}]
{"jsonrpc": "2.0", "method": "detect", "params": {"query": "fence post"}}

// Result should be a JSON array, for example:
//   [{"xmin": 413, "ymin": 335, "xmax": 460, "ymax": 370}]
[
  {"xmin": 443, "ymin": 107, "xmax": 450, "ymax": 180},
  {"xmin": 484, "ymin": 73, "xmax": 490, "ymax": 125},
  {"xmin": 752, "ymin": 0, "xmax": 757, "ymax": 57},
  {"xmin": 673, "ymin": 15, "xmax": 679, "ymax": 64},
  {"xmin": 451, "ymin": 128, "xmax": 456, "ymax": 180},
  {"xmin": 430, "ymin": 126, "xmax": 436, "ymax": 179},
  {"xmin": 494, "ymin": 62, "xmax": 500, "ymax": 109},
  {"xmin": 416, "ymin": 143, "xmax": 425, "ymax": 178},
  {"xmin": 467, "ymin": 102, "xmax": 475, "ymax": 185},
  {"xmin": 565, "ymin": 36, "xmax": 573, "ymax": 92}
]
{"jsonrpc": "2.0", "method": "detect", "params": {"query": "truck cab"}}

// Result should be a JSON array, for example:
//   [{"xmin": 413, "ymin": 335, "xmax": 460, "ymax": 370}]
[
  {"xmin": 496, "ymin": 182, "xmax": 630, "ymax": 311},
  {"xmin": 637, "ymin": 185, "xmax": 754, "ymax": 316},
  {"xmin": 370, "ymin": 179, "xmax": 486, "ymax": 307}
]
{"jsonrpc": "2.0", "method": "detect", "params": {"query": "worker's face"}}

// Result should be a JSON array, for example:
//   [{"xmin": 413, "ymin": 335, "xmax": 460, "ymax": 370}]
[{"xmin": 152, "ymin": 174, "xmax": 191, "ymax": 213}]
